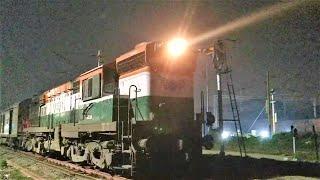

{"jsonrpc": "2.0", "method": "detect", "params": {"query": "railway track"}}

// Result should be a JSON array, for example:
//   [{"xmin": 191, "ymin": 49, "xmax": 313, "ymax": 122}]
[{"xmin": 0, "ymin": 146, "xmax": 127, "ymax": 180}]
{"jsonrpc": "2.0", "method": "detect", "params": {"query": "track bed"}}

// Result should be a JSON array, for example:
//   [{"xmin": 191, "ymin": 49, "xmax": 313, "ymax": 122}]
[{"xmin": 0, "ymin": 146, "xmax": 126, "ymax": 180}]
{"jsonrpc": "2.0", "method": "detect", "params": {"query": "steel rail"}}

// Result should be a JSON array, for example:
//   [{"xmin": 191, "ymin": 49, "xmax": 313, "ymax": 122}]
[{"xmin": 0, "ymin": 146, "xmax": 126, "ymax": 180}]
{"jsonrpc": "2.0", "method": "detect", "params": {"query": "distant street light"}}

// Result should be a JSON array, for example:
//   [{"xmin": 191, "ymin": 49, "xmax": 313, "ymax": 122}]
[
  {"xmin": 221, "ymin": 131, "xmax": 230, "ymax": 139},
  {"xmin": 259, "ymin": 130, "xmax": 270, "ymax": 139}
]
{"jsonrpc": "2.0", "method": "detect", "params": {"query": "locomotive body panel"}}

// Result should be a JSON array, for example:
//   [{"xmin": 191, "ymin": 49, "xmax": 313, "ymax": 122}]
[
  {"xmin": 0, "ymin": 103, "xmax": 19, "ymax": 138},
  {"xmin": 38, "ymin": 96, "xmax": 111, "ymax": 124},
  {"xmin": 37, "ymin": 94, "xmax": 117, "ymax": 129},
  {"xmin": 34, "ymin": 64, "xmax": 118, "ymax": 131},
  {"xmin": 118, "ymin": 70, "xmax": 195, "ymax": 122},
  {"xmin": 117, "ymin": 41, "xmax": 197, "ymax": 123},
  {"xmin": 79, "ymin": 95, "xmax": 115, "ymax": 125}
]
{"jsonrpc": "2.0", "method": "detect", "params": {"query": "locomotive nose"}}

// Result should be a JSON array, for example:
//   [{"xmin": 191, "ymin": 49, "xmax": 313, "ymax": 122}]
[{"xmin": 138, "ymin": 136, "xmax": 184, "ymax": 153}]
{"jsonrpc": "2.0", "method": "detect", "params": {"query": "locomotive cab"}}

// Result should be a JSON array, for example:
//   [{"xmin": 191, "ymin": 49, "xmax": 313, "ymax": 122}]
[{"xmin": 116, "ymin": 41, "xmax": 201, "ymax": 175}]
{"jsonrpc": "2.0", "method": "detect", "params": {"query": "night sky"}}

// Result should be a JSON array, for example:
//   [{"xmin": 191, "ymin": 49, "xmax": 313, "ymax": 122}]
[{"xmin": 1, "ymin": 0, "xmax": 319, "ymax": 111}]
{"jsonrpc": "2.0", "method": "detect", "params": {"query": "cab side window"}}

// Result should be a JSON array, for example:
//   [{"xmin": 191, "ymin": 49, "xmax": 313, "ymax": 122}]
[
  {"xmin": 72, "ymin": 81, "xmax": 80, "ymax": 94},
  {"xmin": 82, "ymin": 74, "xmax": 101, "ymax": 101}
]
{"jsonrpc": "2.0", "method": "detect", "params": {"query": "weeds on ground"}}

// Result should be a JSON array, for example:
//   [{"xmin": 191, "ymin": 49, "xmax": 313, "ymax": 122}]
[
  {"xmin": 0, "ymin": 160, "xmax": 7, "ymax": 168},
  {"xmin": 0, "ymin": 158, "xmax": 31, "ymax": 180},
  {"xmin": 210, "ymin": 131, "xmax": 319, "ymax": 161}
]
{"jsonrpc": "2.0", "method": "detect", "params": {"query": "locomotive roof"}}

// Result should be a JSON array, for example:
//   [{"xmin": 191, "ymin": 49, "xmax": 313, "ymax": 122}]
[
  {"xmin": 2, "ymin": 42, "xmax": 155, "ymax": 109},
  {"xmin": 0, "ymin": 102, "xmax": 19, "ymax": 112},
  {"xmin": 40, "ymin": 62, "xmax": 115, "ymax": 100},
  {"xmin": 79, "ymin": 64, "xmax": 103, "ymax": 77},
  {"xmin": 116, "ymin": 41, "xmax": 152, "ymax": 63}
]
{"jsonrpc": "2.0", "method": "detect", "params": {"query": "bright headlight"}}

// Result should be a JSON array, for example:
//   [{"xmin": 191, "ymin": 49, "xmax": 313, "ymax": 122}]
[{"xmin": 167, "ymin": 38, "xmax": 188, "ymax": 58}]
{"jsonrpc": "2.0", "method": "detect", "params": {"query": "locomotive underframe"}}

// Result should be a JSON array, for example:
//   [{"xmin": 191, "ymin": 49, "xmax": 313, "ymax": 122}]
[{"xmin": 18, "ymin": 116, "xmax": 201, "ymax": 174}]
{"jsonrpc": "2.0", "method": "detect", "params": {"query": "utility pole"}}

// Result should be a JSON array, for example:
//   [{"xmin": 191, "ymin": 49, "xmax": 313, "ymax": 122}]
[
  {"xmin": 201, "ymin": 91, "xmax": 205, "ymax": 137},
  {"xmin": 313, "ymin": 97, "xmax": 318, "ymax": 119},
  {"xmin": 270, "ymin": 89, "xmax": 276, "ymax": 134},
  {"xmin": 201, "ymin": 40, "xmax": 245, "ymax": 156},
  {"xmin": 97, "ymin": 50, "xmax": 103, "ymax": 66},
  {"xmin": 312, "ymin": 125, "xmax": 319, "ymax": 162},
  {"xmin": 266, "ymin": 71, "xmax": 272, "ymax": 136},
  {"xmin": 213, "ymin": 40, "xmax": 227, "ymax": 156},
  {"xmin": 206, "ymin": 57, "xmax": 210, "ymax": 134},
  {"xmin": 217, "ymin": 73, "xmax": 224, "ymax": 155}
]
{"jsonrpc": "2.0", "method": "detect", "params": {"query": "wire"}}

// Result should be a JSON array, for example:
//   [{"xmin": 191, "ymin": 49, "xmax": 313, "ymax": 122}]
[{"xmin": 247, "ymin": 106, "xmax": 266, "ymax": 131}]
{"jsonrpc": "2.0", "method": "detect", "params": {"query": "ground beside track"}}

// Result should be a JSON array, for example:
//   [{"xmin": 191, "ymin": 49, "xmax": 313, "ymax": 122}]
[
  {"xmin": 0, "ymin": 148, "xmax": 82, "ymax": 179},
  {"xmin": 134, "ymin": 150, "xmax": 320, "ymax": 179},
  {"xmin": 0, "ymin": 152, "xmax": 31, "ymax": 180},
  {"xmin": 189, "ymin": 153, "xmax": 320, "ymax": 180},
  {"xmin": 0, "ymin": 146, "xmax": 112, "ymax": 179},
  {"xmin": 210, "ymin": 132, "xmax": 319, "ymax": 162},
  {"xmin": 203, "ymin": 149, "xmax": 293, "ymax": 161},
  {"xmin": 268, "ymin": 176, "xmax": 318, "ymax": 180},
  {"xmin": 1, "ymin": 146, "xmax": 320, "ymax": 179}
]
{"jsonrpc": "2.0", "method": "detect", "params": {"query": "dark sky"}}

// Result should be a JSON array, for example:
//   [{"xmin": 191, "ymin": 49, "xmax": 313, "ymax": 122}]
[{"xmin": 1, "ymin": 0, "xmax": 319, "ymax": 108}]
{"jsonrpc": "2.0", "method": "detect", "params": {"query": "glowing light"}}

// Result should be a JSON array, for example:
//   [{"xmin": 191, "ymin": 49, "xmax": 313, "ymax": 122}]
[
  {"xmin": 259, "ymin": 130, "xmax": 270, "ymax": 139},
  {"xmin": 190, "ymin": 1, "xmax": 303, "ymax": 45},
  {"xmin": 251, "ymin": 130, "xmax": 257, "ymax": 136},
  {"xmin": 221, "ymin": 131, "xmax": 230, "ymax": 139},
  {"xmin": 167, "ymin": 38, "xmax": 188, "ymax": 57}
]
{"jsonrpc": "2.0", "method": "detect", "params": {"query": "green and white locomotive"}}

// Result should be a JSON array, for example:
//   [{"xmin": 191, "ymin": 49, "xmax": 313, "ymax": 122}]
[{"xmin": 1, "ymin": 40, "xmax": 201, "ymax": 177}]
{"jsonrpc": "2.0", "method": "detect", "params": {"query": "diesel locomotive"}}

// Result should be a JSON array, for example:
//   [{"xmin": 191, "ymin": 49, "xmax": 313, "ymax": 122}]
[{"xmin": 0, "ymin": 40, "xmax": 202, "ymax": 176}]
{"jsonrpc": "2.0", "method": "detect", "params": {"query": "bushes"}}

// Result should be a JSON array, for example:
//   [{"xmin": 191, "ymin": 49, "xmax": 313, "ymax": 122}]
[
  {"xmin": 0, "ymin": 160, "xmax": 7, "ymax": 168},
  {"xmin": 211, "ymin": 131, "xmax": 318, "ymax": 161}
]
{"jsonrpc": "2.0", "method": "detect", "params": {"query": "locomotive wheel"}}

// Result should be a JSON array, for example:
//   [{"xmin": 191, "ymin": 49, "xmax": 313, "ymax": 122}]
[
  {"xmin": 34, "ymin": 138, "xmax": 45, "ymax": 154},
  {"xmin": 25, "ymin": 140, "xmax": 33, "ymax": 152},
  {"xmin": 69, "ymin": 145, "xmax": 88, "ymax": 163},
  {"xmin": 87, "ymin": 142, "xmax": 106, "ymax": 169}
]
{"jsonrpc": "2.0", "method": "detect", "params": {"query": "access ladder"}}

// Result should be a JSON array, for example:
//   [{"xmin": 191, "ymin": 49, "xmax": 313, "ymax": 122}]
[{"xmin": 225, "ymin": 73, "xmax": 247, "ymax": 157}]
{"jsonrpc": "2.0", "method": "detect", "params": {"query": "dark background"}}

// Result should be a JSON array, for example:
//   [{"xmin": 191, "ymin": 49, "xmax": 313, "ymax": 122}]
[{"xmin": 1, "ymin": 0, "xmax": 319, "ymax": 122}]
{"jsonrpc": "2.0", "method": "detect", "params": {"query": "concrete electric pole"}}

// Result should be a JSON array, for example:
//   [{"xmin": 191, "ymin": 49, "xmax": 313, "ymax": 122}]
[
  {"xmin": 97, "ymin": 50, "xmax": 103, "ymax": 66},
  {"xmin": 266, "ymin": 71, "xmax": 277, "ymax": 135},
  {"xmin": 266, "ymin": 71, "xmax": 272, "ymax": 135},
  {"xmin": 212, "ymin": 40, "xmax": 227, "ymax": 156}
]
